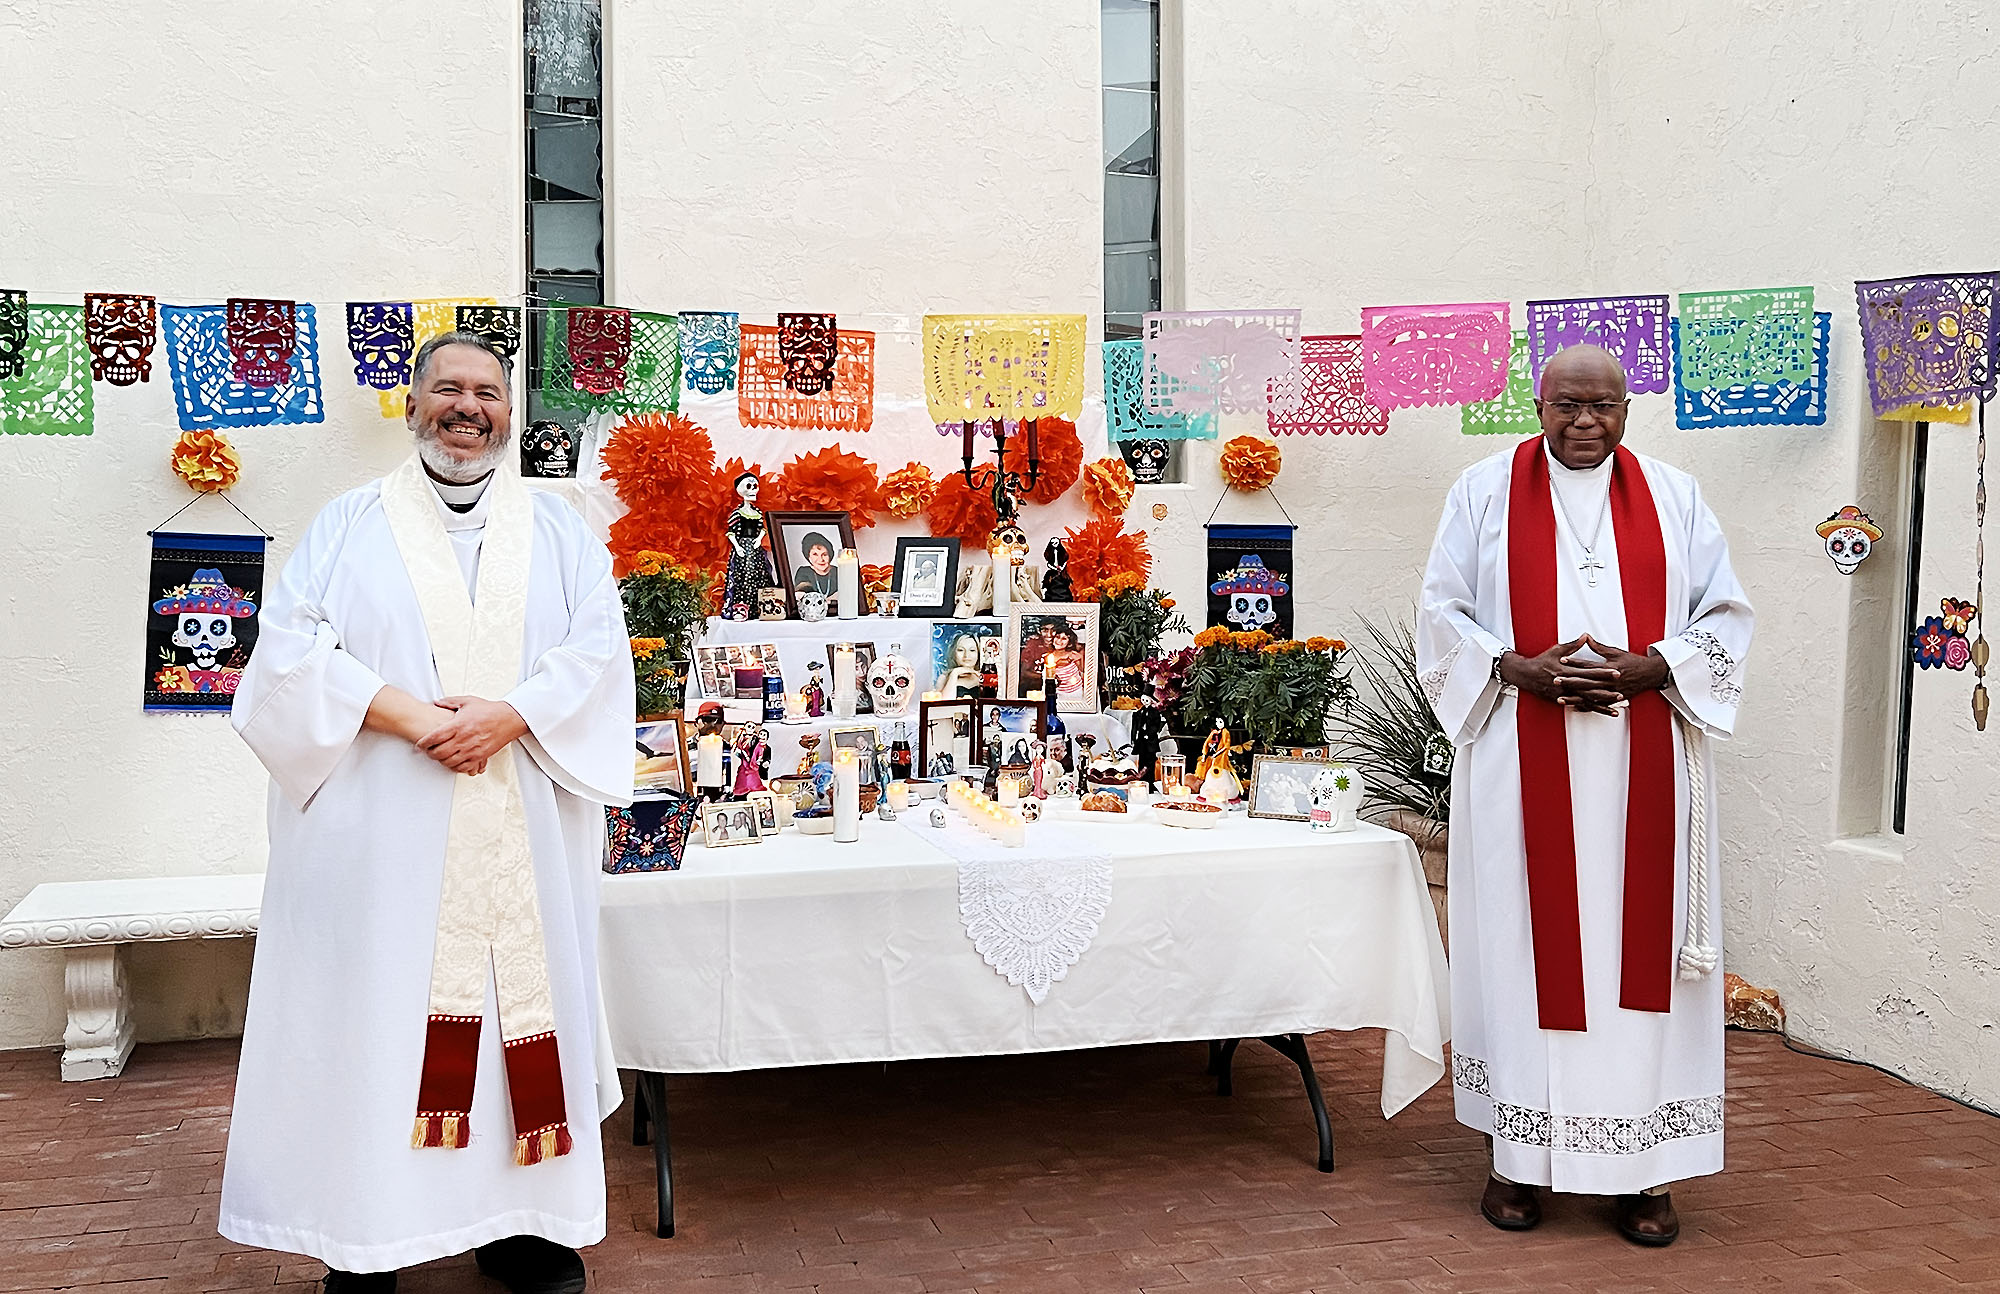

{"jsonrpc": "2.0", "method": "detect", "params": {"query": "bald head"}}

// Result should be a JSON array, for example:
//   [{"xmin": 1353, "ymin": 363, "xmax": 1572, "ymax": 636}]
[{"xmin": 1535, "ymin": 344, "xmax": 1631, "ymax": 469}]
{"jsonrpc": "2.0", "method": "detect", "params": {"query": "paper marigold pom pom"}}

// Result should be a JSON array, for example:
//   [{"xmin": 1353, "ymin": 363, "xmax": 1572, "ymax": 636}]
[
  {"xmin": 768, "ymin": 447, "xmax": 883, "ymax": 528},
  {"xmin": 1081, "ymin": 457, "xmax": 1135, "ymax": 519},
  {"xmin": 600, "ymin": 412, "xmax": 717, "ymax": 509},
  {"xmin": 924, "ymin": 473, "xmax": 1000, "ymax": 547},
  {"xmin": 172, "ymin": 430, "xmax": 241, "ymax": 493},
  {"xmin": 1023, "ymin": 417, "xmax": 1084, "ymax": 505},
  {"xmin": 881, "ymin": 462, "xmax": 937, "ymax": 519},
  {"xmin": 1064, "ymin": 514, "xmax": 1153, "ymax": 596},
  {"xmin": 1219, "ymin": 435, "xmax": 1281, "ymax": 492}
]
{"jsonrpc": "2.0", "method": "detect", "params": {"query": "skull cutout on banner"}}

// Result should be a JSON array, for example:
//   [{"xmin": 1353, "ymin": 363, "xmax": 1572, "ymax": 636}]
[
  {"xmin": 777, "ymin": 312, "xmax": 838, "ymax": 394},
  {"xmin": 866, "ymin": 646, "xmax": 915, "ymax": 717},
  {"xmin": 1816, "ymin": 505, "xmax": 1883, "ymax": 575},
  {"xmin": 83, "ymin": 293, "xmax": 158, "ymax": 385},
  {"xmin": 679, "ymin": 311, "xmax": 740, "ymax": 394},
  {"xmin": 345, "ymin": 302, "xmax": 415, "ymax": 390},
  {"xmin": 567, "ymin": 307, "xmax": 632, "ymax": 395},
  {"xmin": 521, "ymin": 418, "xmax": 579, "ymax": 478},
  {"xmin": 1211, "ymin": 555, "xmax": 1288, "ymax": 631},
  {"xmin": 158, "ymin": 568, "xmax": 257, "ymax": 673},
  {"xmin": 0, "ymin": 289, "xmax": 27, "ymax": 381},
  {"xmin": 225, "ymin": 298, "xmax": 298, "ymax": 388},
  {"xmin": 455, "ymin": 305, "xmax": 522, "ymax": 358}
]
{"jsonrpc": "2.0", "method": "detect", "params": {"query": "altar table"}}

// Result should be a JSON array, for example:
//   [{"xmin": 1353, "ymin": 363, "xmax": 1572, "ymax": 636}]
[{"xmin": 601, "ymin": 814, "xmax": 1451, "ymax": 1236}]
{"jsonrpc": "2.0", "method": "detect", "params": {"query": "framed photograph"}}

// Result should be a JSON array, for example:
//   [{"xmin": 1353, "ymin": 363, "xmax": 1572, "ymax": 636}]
[
  {"xmin": 634, "ymin": 718, "xmax": 689, "ymax": 794},
  {"xmin": 894, "ymin": 536, "xmax": 961, "ymax": 618},
  {"xmin": 918, "ymin": 698, "xmax": 976, "ymax": 778},
  {"xmin": 1247, "ymin": 754, "xmax": 1333, "ymax": 822},
  {"xmin": 976, "ymin": 698, "xmax": 1048, "ymax": 768},
  {"xmin": 765, "ymin": 510, "xmax": 856, "ymax": 617},
  {"xmin": 825, "ymin": 641, "xmax": 877, "ymax": 714},
  {"xmin": 828, "ymin": 722, "xmax": 881, "ymax": 783},
  {"xmin": 701, "ymin": 799, "xmax": 762, "ymax": 847},
  {"xmin": 930, "ymin": 621, "xmax": 1002, "ymax": 698},
  {"xmin": 745, "ymin": 789, "xmax": 780, "ymax": 834},
  {"xmin": 1004, "ymin": 603, "xmax": 1101, "ymax": 713}
]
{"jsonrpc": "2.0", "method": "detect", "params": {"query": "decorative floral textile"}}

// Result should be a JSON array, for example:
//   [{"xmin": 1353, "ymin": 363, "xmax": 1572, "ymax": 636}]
[
  {"xmin": 1671, "ymin": 312, "xmax": 1830, "ymax": 429},
  {"xmin": 1022, "ymin": 416, "xmax": 1083, "ymax": 505},
  {"xmin": 374, "ymin": 298, "xmax": 497, "ymax": 418},
  {"xmin": 1266, "ymin": 334, "xmax": 1389, "ymax": 436},
  {"xmin": 881, "ymin": 462, "xmax": 937, "ymax": 518},
  {"xmin": 604, "ymin": 794, "xmax": 700, "ymax": 873},
  {"xmin": 924, "ymin": 473, "xmax": 1001, "ymax": 547},
  {"xmin": 1143, "ymin": 308, "xmax": 1302, "ymax": 423},
  {"xmin": 162, "ymin": 303, "xmax": 326, "ymax": 431},
  {"xmin": 83, "ymin": 293, "xmax": 158, "ymax": 385},
  {"xmin": 1461, "ymin": 330, "xmax": 1541, "ymax": 436},
  {"xmin": 225, "ymin": 298, "xmax": 298, "ymax": 388},
  {"xmin": 0, "ymin": 289, "xmax": 26, "ymax": 381},
  {"xmin": 1359, "ymin": 302, "xmax": 1510, "ymax": 409},
  {"xmin": 146, "ymin": 533, "xmax": 262, "ymax": 713},
  {"xmin": 346, "ymin": 302, "xmax": 416, "ymax": 390},
  {"xmin": 767, "ymin": 446, "xmax": 882, "ymax": 527},
  {"xmin": 171, "ymin": 430, "xmax": 241, "ymax": 493},
  {"xmin": 454, "ymin": 304, "xmax": 522, "ymax": 358},
  {"xmin": 1914, "ymin": 616, "xmax": 1951, "ymax": 670},
  {"xmin": 565, "ymin": 306, "xmax": 632, "ymax": 395},
  {"xmin": 1, "ymin": 304, "xmax": 93, "ymax": 436},
  {"xmin": 776, "ymin": 312, "xmax": 838, "ymax": 394},
  {"xmin": 1674, "ymin": 286, "xmax": 1817, "ymax": 391},
  {"xmin": 678, "ymin": 310, "xmax": 740, "ymax": 394},
  {"xmin": 1064, "ymin": 514, "xmax": 1152, "ymax": 597},
  {"xmin": 1853, "ymin": 273, "xmax": 2000, "ymax": 416},
  {"xmin": 1525, "ymin": 295, "xmax": 1672, "ymax": 395},
  {"xmin": 737, "ymin": 323, "xmax": 875, "ymax": 432},
  {"xmin": 921, "ymin": 314, "xmax": 1088, "ymax": 423},
  {"xmin": 1104, "ymin": 338, "xmax": 1210, "ymax": 440},
  {"xmin": 1081, "ymin": 457, "xmax": 1135, "ymax": 518},
  {"xmin": 1219, "ymin": 435, "xmax": 1281, "ymax": 492}
]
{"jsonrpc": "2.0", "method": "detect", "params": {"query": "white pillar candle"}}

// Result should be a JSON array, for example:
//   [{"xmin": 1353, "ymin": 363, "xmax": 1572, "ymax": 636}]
[
  {"xmin": 833, "ymin": 748, "xmax": 860, "ymax": 843},
  {"xmin": 836, "ymin": 548, "xmax": 860, "ymax": 619},
  {"xmin": 990, "ymin": 554, "xmax": 1010, "ymax": 620},
  {"xmin": 832, "ymin": 643, "xmax": 857, "ymax": 719},
  {"xmin": 696, "ymin": 733, "xmax": 724, "ymax": 788},
  {"xmin": 887, "ymin": 781, "xmax": 910, "ymax": 812},
  {"xmin": 997, "ymin": 777, "xmax": 1020, "ymax": 807}
]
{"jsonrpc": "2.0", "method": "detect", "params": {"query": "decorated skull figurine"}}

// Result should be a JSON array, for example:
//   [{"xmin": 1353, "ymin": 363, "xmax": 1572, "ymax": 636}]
[
  {"xmin": 1211, "ymin": 554, "xmax": 1289, "ymax": 631},
  {"xmin": 1308, "ymin": 764, "xmax": 1364, "ymax": 834},
  {"xmin": 796, "ymin": 588, "xmax": 829, "ymax": 622},
  {"xmin": 521, "ymin": 418, "xmax": 578, "ymax": 478},
  {"xmin": 1121, "ymin": 437, "xmax": 1171, "ymax": 485},
  {"xmin": 866, "ymin": 644, "xmax": 915, "ymax": 717},
  {"xmin": 1815, "ymin": 506, "xmax": 1882, "ymax": 576}
]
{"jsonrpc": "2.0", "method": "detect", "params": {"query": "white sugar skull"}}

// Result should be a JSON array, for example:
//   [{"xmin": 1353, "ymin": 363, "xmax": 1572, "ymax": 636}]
[
  {"xmin": 1227, "ymin": 592, "xmax": 1276, "ymax": 631},
  {"xmin": 1816, "ymin": 507, "xmax": 1882, "ymax": 576},
  {"xmin": 1308, "ymin": 764, "xmax": 1363, "ymax": 834},
  {"xmin": 796, "ymin": 589, "xmax": 828, "ymax": 622},
  {"xmin": 1211, "ymin": 555, "xmax": 1288, "ymax": 632},
  {"xmin": 173, "ymin": 611, "xmax": 238, "ymax": 670},
  {"xmin": 866, "ymin": 648, "xmax": 915, "ymax": 716}
]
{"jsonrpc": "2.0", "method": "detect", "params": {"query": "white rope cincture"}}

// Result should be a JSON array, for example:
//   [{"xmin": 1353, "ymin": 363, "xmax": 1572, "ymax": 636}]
[{"xmin": 1677, "ymin": 712, "xmax": 1718, "ymax": 980}]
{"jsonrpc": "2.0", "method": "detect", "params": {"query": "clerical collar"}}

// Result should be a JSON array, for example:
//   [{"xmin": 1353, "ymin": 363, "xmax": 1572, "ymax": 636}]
[
  {"xmin": 1544, "ymin": 443, "xmax": 1612, "ymax": 478},
  {"xmin": 427, "ymin": 472, "xmax": 493, "ymax": 513}
]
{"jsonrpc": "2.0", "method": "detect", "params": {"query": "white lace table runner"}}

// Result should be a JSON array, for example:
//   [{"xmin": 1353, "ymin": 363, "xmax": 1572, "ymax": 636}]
[{"xmin": 897, "ymin": 813, "xmax": 1113, "ymax": 1004}]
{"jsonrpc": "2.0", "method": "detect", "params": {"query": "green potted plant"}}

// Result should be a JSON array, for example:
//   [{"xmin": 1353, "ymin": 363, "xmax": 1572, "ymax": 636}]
[
  {"xmin": 619, "ymin": 551, "xmax": 715, "ymax": 718},
  {"xmin": 1097, "ymin": 574, "xmax": 1191, "ymax": 708},
  {"xmin": 1174, "ymin": 627, "xmax": 1354, "ymax": 774}
]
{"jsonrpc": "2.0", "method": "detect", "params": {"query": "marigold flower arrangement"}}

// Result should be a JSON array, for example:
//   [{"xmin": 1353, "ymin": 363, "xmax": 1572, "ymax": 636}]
[
  {"xmin": 1064, "ymin": 515, "xmax": 1152, "ymax": 599},
  {"xmin": 618, "ymin": 551, "xmax": 715, "ymax": 716},
  {"xmin": 1171, "ymin": 626, "xmax": 1352, "ymax": 757},
  {"xmin": 1022, "ymin": 417, "xmax": 1084, "ymax": 505},
  {"xmin": 881, "ymin": 462, "xmax": 937, "ymax": 518}
]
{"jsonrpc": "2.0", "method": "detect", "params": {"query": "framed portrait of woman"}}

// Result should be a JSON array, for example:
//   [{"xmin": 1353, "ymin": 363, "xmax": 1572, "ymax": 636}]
[
  {"xmin": 764, "ymin": 510, "xmax": 856, "ymax": 617},
  {"xmin": 1004, "ymin": 603, "xmax": 1100, "ymax": 713},
  {"xmin": 928, "ymin": 621, "xmax": 1002, "ymax": 698},
  {"xmin": 893, "ymin": 536, "xmax": 960, "ymax": 618},
  {"xmin": 975, "ymin": 697, "xmax": 1048, "ymax": 769},
  {"xmin": 918, "ymin": 698, "xmax": 977, "ymax": 778}
]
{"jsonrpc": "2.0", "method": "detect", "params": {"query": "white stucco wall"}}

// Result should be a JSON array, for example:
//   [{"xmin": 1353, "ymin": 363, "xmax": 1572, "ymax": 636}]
[{"xmin": 2, "ymin": 1, "xmax": 1996, "ymax": 1111}]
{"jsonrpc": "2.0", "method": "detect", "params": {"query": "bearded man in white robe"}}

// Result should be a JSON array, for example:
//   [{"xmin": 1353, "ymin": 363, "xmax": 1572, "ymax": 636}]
[
  {"xmin": 1417, "ymin": 345, "xmax": 1753, "ymax": 1246},
  {"xmin": 223, "ymin": 333, "xmax": 635, "ymax": 1293}
]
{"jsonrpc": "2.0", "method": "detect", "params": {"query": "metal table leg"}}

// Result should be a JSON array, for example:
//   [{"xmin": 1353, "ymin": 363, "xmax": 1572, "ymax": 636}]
[
  {"xmin": 634, "ymin": 1071, "xmax": 675, "ymax": 1237},
  {"xmin": 1208, "ymin": 1033, "xmax": 1335, "ymax": 1172}
]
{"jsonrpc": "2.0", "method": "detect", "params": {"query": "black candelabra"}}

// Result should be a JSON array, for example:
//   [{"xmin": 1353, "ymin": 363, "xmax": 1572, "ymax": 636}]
[{"xmin": 958, "ymin": 417, "xmax": 1042, "ymax": 526}]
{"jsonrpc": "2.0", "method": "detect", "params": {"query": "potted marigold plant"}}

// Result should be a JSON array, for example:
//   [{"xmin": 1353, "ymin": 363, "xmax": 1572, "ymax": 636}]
[
  {"xmin": 619, "ymin": 552, "xmax": 714, "ymax": 717},
  {"xmin": 1097, "ymin": 572, "xmax": 1191, "ymax": 707},
  {"xmin": 1173, "ymin": 628, "xmax": 1353, "ymax": 774}
]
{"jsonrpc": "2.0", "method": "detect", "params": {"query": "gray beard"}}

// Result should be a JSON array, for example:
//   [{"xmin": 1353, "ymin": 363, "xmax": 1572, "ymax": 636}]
[{"xmin": 416, "ymin": 422, "xmax": 512, "ymax": 483}]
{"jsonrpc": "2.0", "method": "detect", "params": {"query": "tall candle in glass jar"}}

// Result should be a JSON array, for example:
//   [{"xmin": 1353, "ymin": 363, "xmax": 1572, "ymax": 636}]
[
  {"xmin": 833, "ymin": 643, "xmax": 857, "ymax": 720},
  {"xmin": 832, "ymin": 748, "xmax": 860, "ymax": 842},
  {"xmin": 696, "ymin": 733, "xmax": 724, "ymax": 788},
  {"xmin": 836, "ymin": 548, "xmax": 860, "ymax": 619}
]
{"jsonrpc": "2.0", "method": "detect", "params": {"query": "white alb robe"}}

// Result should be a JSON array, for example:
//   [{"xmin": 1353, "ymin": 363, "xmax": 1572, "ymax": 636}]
[
  {"xmin": 221, "ymin": 474, "xmax": 635, "ymax": 1272},
  {"xmin": 1418, "ymin": 443, "xmax": 1753, "ymax": 1194}
]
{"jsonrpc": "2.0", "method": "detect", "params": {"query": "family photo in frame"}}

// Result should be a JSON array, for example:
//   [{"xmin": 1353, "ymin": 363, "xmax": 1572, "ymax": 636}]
[
  {"xmin": 700, "ymin": 800, "xmax": 762, "ymax": 846},
  {"xmin": 919, "ymin": 698, "xmax": 975, "ymax": 777},
  {"xmin": 1003, "ymin": 603, "xmax": 1100, "ymax": 712}
]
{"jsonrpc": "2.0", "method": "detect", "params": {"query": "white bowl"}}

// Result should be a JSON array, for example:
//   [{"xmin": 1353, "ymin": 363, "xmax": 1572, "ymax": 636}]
[{"xmin": 1152, "ymin": 797, "xmax": 1225, "ymax": 829}]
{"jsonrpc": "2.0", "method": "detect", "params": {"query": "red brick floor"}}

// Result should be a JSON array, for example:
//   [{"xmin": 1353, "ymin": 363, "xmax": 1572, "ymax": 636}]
[{"xmin": 4, "ymin": 1031, "xmax": 2000, "ymax": 1292}]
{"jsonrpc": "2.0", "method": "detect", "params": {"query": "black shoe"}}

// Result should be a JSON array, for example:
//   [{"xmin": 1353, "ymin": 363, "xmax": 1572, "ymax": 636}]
[
  {"xmin": 475, "ymin": 1235, "xmax": 587, "ymax": 1294},
  {"xmin": 322, "ymin": 1273, "xmax": 397, "ymax": 1294}
]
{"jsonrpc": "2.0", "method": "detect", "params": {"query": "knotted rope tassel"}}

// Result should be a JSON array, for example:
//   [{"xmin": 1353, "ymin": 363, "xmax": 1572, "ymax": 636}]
[{"xmin": 1677, "ymin": 713, "xmax": 1718, "ymax": 980}]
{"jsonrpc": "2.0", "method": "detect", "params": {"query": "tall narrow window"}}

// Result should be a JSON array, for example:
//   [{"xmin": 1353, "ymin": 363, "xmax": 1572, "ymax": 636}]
[
  {"xmin": 1102, "ymin": 0, "xmax": 1177, "ymax": 481},
  {"xmin": 525, "ymin": 0, "xmax": 605, "ymax": 426}
]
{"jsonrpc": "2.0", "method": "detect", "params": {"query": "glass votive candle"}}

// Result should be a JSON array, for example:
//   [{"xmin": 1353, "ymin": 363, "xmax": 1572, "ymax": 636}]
[{"xmin": 887, "ymin": 781, "xmax": 910, "ymax": 812}]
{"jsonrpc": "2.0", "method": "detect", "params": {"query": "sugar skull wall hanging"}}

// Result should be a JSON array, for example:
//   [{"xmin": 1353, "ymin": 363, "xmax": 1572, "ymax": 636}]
[
  {"xmin": 1205, "ymin": 524, "xmax": 1295, "ymax": 638},
  {"xmin": 1816, "ymin": 506, "xmax": 1882, "ymax": 575}
]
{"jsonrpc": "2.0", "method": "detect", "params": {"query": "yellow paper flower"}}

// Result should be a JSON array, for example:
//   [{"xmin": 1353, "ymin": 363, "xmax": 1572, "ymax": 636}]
[
  {"xmin": 1219, "ymin": 435, "xmax": 1281, "ymax": 493},
  {"xmin": 881, "ymin": 462, "xmax": 937, "ymax": 519},
  {"xmin": 171, "ymin": 431, "xmax": 241, "ymax": 493}
]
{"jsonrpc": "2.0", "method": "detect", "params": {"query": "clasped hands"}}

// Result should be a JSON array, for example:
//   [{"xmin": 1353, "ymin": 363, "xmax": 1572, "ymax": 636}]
[
  {"xmin": 1500, "ymin": 634, "xmax": 1671, "ymax": 716},
  {"xmin": 417, "ymin": 696, "xmax": 529, "ymax": 775}
]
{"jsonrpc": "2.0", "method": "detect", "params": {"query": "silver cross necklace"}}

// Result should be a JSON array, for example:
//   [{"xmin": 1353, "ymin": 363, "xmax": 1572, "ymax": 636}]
[{"xmin": 1548, "ymin": 470, "xmax": 1613, "ymax": 587}]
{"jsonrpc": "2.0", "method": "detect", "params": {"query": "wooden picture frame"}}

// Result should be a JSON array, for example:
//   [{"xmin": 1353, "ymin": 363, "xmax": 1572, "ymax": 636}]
[
  {"xmin": 917, "ymin": 698, "xmax": 977, "ymax": 778},
  {"xmin": 894, "ymin": 536, "xmax": 961, "ymax": 618},
  {"xmin": 764, "ymin": 510, "xmax": 856, "ymax": 617},
  {"xmin": 634, "ymin": 718, "xmax": 689, "ymax": 795},
  {"xmin": 745, "ymin": 789, "xmax": 780, "ymax": 834},
  {"xmin": 1247, "ymin": 754, "xmax": 1334, "ymax": 822},
  {"xmin": 1003, "ymin": 603, "xmax": 1101, "ymax": 713},
  {"xmin": 701, "ymin": 799, "xmax": 763, "ymax": 846},
  {"xmin": 975, "ymin": 697, "xmax": 1048, "ymax": 769}
]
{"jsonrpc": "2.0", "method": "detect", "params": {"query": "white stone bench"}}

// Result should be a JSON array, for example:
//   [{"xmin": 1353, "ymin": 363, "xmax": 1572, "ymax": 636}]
[{"xmin": 0, "ymin": 875, "xmax": 263, "ymax": 1080}]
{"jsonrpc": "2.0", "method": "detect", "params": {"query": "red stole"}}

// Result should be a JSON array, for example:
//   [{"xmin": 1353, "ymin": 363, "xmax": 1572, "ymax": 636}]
[{"xmin": 1505, "ymin": 437, "xmax": 1676, "ymax": 1031}]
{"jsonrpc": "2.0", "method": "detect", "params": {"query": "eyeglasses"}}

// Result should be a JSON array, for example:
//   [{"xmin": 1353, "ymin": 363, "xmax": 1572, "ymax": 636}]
[{"xmin": 1543, "ymin": 400, "xmax": 1629, "ymax": 421}]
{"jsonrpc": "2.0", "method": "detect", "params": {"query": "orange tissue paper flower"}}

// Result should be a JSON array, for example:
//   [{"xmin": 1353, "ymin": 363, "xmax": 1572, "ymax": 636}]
[
  {"xmin": 767, "ymin": 446, "xmax": 882, "ymax": 528},
  {"xmin": 1064, "ymin": 514, "xmax": 1152, "ymax": 598},
  {"xmin": 881, "ymin": 462, "xmax": 938, "ymax": 519},
  {"xmin": 601, "ymin": 412, "xmax": 717, "ymax": 510},
  {"xmin": 1023, "ymin": 416, "xmax": 1083, "ymax": 505},
  {"xmin": 1219, "ymin": 435, "xmax": 1281, "ymax": 492},
  {"xmin": 171, "ymin": 430, "xmax": 241, "ymax": 493},
  {"xmin": 1081, "ymin": 457, "xmax": 1135, "ymax": 519},
  {"xmin": 861, "ymin": 563, "xmax": 895, "ymax": 597},
  {"xmin": 924, "ymin": 473, "xmax": 1001, "ymax": 547}
]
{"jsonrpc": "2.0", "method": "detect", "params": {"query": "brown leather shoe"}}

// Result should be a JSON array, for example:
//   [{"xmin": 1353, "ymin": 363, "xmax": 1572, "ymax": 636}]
[
  {"xmin": 1479, "ymin": 1175, "xmax": 1542, "ymax": 1231},
  {"xmin": 1614, "ymin": 1192, "xmax": 1680, "ymax": 1246}
]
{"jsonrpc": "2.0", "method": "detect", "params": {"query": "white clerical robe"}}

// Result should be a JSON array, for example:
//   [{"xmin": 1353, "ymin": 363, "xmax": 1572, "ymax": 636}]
[
  {"xmin": 1418, "ymin": 443, "xmax": 1753, "ymax": 1194},
  {"xmin": 221, "ymin": 474, "xmax": 635, "ymax": 1272}
]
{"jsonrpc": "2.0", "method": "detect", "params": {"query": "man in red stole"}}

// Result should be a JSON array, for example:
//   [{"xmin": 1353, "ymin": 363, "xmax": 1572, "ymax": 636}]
[
  {"xmin": 223, "ymin": 335, "xmax": 635, "ymax": 1292},
  {"xmin": 1417, "ymin": 345, "xmax": 1753, "ymax": 1245}
]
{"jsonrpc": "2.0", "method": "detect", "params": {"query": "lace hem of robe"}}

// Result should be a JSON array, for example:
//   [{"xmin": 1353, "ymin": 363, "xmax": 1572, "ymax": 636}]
[{"xmin": 1453, "ymin": 1053, "xmax": 1724, "ymax": 1155}]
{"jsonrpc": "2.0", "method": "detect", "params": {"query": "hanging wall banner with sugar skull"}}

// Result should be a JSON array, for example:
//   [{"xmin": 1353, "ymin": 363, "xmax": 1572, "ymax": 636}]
[
  {"xmin": 145, "ymin": 532, "xmax": 264, "ymax": 713},
  {"xmin": 1206, "ymin": 523, "xmax": 1295, "ymax": 639}
]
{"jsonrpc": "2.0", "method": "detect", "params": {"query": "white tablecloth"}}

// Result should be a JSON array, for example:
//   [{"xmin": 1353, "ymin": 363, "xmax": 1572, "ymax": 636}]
[{"xmin": 601, "ymin": 816, "xmax": 1451, "ymax": 1118}]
